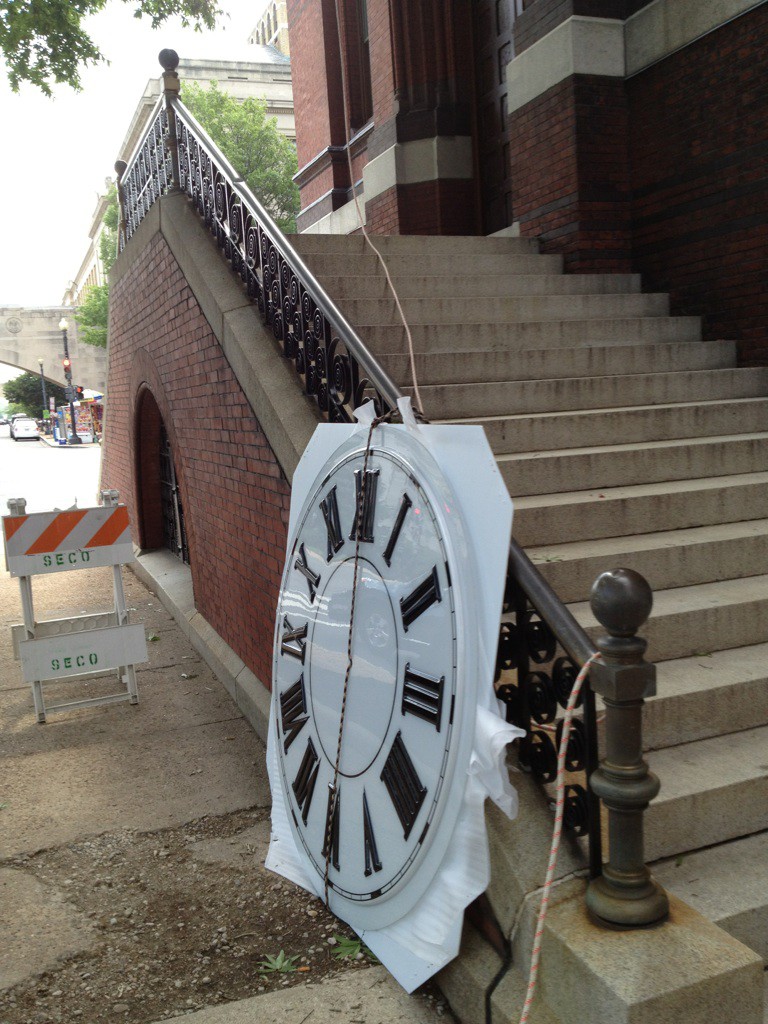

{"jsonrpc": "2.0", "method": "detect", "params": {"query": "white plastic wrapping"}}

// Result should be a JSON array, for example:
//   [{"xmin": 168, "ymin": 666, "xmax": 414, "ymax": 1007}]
[{"xmin": 266, "ymin": 402, "xmax": 522, "ymax": 991}]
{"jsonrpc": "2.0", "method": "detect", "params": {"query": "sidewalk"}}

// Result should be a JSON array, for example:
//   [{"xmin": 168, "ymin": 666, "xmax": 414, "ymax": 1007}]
[{"xmin": 0, "ymin": 554, "xmax": 452, "ymax": 1024}]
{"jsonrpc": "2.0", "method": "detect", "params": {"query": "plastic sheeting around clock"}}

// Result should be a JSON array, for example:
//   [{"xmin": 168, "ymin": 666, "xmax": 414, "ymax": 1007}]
[
  {"xmin": 266, "ymin": 403, "xmax": 523, "ymax": 992},
  {"xmin": 266, "ymin": 690, "xmax": 524, "ymax": 991}
]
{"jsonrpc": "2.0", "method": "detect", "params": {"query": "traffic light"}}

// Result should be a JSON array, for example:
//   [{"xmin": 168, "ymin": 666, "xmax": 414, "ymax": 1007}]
[
  {"xmin": 62, "ymin": 357, "xmax": 71, "ymax": 373},
  {"xmin": 75, "ymin": 385, "xmax": 84, "ymax": 399}
]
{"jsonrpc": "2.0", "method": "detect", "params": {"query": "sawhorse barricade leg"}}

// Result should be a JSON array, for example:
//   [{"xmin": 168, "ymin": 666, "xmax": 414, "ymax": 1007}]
[{"xmin": 4, "ymin": 492, "xmax": 147, "ymax": 723}]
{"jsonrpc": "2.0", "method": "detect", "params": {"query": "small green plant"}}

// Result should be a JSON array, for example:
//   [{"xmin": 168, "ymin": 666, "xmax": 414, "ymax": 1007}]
[
  {"xmin": 258, "ymin": 949, "xmax": 299, "ymax": 974},
  {"xmin": 332, "ymin": 934, "xmax": 379, "ymax": 963}
]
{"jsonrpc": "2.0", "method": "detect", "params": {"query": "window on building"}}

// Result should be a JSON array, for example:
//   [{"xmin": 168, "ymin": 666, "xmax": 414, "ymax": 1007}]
[{"xmin": 347, "ymin": 0, "xmax": 373, "ymax": 129}]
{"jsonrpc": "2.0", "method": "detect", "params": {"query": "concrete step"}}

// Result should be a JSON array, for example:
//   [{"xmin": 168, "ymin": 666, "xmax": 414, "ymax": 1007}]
[
  {"xmin": 459, "ymin": 397, "xmax": 766, "ymax": 454},
  {"xmin": 288, "ymin": 232, "xmax": 541, "ymax": 254},
  {"xmin": 571, "ymin": 574, "xmax": 768, "ymax": 662},
  {"xmin": 362, "ymin": 316, "xmax": 702, "ymax": 353},
  {"xmin": 343, "ymin": 292, "xmax": 670, "ymax": 324},
  {"xmin": 417, "ymin": 367, "xmax": 768, "ymax": 418},
  {"xmin": 498, "ymin": 433, "xmax": 768, "ymax": 497},
  {"xmin": 438, "ymin": 924, "xmax": 559, "ymax": 1024},
  {"xmin": 317, "ymin": 272, "xmax": 643, "ymax": 299},
  {"xmin": 529, "ymin": 519, "xmax": 768, "ymax": 602},
  {"xmin": 383, "ymin": 340, "xmax": 737, "ymax": 387},
  {"xmin": 644, "ymin": 725, "xmax": 768, "ymax": 861},
  {"xmin": 513, "ymin": 472, "xmax": 768, "ymax": 546},
  {"xmin": 646, "ymin": 643, "xmax": 768, "ymax": 750},
  {"xmin": 301, "ymin": 251, "xmax": 566, "ymax": 276},
  {"xmin": 653, "ymin": 834, "xmax": 768, "ymax": 962}
]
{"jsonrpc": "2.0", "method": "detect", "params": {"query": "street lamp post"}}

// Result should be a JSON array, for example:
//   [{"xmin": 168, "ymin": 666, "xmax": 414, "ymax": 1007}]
[
  {"xmin": 57, "ymin": 318, "xmax": 81, "ymax": 445},
  {"xmin": 37, "ymin": 358, "xmax": 48, "ymax": 429}
]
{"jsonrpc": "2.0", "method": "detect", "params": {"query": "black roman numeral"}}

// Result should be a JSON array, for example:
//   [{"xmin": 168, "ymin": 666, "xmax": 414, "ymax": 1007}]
[
  {"xmin": 281, "ymin": 615, "xmax": 308, "ymax": 662},
  {"xmin": 279, "ymin": 674, "xmax": 309, "ymax": 752},
  {"xmin": 383, "ymin": 492, "xmax": 412, "ymax": 567},
  {"xmin": 320, "ymin": 486, "xmax": 344, "ymax": 562},
  {"xmin": 381, "ymin": 732, "xmax": 427, "ymax": 840},
  {"xmin": 294, "ymin": 543, "xmax": 321, "ymax": 602},
  {"xmin": 362, "ymin": 790, "xmax": 382, "ymax": 876},
  {"xmin": 293, "ymin": 738, "xmax": 320, "ymax": 825},
  {"xmin": 402, "ymin": 664, "xmax": 445, "ymax": 731},
  {"xmin": 400, "ymin": 565, "xmax": 442, "ymax": 632},
  {"xmin": 322, "ymin": 786, "xmax": 341, "ymax": 871},
  {"xmin": 349, "ymin": 469, "xmax": 379, "ymax": 542}
]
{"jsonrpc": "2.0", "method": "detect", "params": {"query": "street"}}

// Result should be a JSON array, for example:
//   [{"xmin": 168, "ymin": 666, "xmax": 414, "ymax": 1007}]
[{"xmin": 0, "ymin": 423, "xmax": 102, "ymax": 516}]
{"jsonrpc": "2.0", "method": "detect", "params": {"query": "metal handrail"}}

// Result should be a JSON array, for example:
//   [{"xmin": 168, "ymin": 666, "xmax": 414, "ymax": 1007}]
[{"xmin": 171, "ymin": 97, "xmax": 404, "ymax": 414}]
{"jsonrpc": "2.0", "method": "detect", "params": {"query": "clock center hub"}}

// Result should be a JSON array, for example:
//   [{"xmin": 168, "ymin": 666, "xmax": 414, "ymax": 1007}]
[{"xmin": 309, "ymin": 556, "xmax": 398, "ymax": 777}]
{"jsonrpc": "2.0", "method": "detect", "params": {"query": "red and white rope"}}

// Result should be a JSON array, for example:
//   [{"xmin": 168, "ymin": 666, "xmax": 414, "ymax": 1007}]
[{"xmin": 518, "ymin": 651, "xmax": 602, "ymax": 1024}]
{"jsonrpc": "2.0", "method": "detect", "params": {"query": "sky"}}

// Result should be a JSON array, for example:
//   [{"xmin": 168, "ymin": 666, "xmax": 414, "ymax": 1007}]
[{"xmin": 0, "ymin": 0, "xmax": 263, "ymax": 311}]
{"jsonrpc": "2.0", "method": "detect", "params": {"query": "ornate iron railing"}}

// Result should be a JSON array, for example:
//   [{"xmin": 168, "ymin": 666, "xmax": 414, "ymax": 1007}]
[
  {"xmin": 116, "ymin": 59, "xmax": 401, "ymax": 426},
  {"xmin": 115, "ymin": 50, "xmax": 666, "ymax": 930}
]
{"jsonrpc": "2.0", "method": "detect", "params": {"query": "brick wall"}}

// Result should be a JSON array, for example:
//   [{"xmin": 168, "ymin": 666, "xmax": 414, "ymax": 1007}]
[
  {"xmin": 510, "ymin": 75, "xmax": 631, "ymax": 272},
  {"xmin": 628, "ymin": 4, "xmax": 768, "ymax": 363},
  {"xmin": 366, "ymin": 179, "xmax": 477, "ymax": 235},
  {"xmin": 103, "ymin": 232, "xmax": 291, "ymax": 688}
]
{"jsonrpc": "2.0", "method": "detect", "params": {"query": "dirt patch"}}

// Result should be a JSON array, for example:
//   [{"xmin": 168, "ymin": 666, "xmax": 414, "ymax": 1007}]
[{"xmin": 0, "ymin": 808, "xmax": 452, "ymax": 1023}]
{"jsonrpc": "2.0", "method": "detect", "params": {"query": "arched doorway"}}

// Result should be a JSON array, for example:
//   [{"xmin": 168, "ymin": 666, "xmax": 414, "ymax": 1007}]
[{"xmin": 134, "ymin": 386, "xmax": 190, "ymax": 564}]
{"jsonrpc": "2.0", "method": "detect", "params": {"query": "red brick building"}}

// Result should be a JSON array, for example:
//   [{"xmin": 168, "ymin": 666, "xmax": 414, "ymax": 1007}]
[{"xmin": 288, "ymin": 0, "xmax": 768, "ymax": 362}]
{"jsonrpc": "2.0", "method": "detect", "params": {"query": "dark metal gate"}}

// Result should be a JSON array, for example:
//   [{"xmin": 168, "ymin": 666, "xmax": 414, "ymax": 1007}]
[{"xmin": 159, "ymin": 425, "xmax": 190, "ymax": 564}]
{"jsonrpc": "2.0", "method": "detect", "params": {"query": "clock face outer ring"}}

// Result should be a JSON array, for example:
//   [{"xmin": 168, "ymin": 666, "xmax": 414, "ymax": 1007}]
[{"xmin": 271, "ymin": 428, "xmax": 480, "ymax": 931}]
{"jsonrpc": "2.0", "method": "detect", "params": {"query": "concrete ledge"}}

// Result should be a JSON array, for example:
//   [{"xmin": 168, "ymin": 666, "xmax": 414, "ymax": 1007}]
[
  {"xmin": 363, "ymin": 137, "xmax": 474, "ymax": 202},
  {"xmin": 507, "ymin": 17, "xmax": 625, "ymax": 115},
  {"xmin": 626, "ymin": 0, "xmax": 766, "ymax": 77},
  {"xmin": 111, "ymin": 192, "xmax": 321, "ymax": 484},
  {"xmin": 531, "ymin": 887, "xmax": 764, "ymax": 1024},
  {"xmin": 130, "ymin": 549, "xmax": 271, "ymax": 744},
  {"xmin": 505, "ymin": 1, "xmax": 765, "ymax": 113}
]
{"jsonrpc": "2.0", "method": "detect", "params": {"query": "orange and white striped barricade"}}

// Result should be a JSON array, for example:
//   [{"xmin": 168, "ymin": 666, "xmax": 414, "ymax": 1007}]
[{"xmin": 2, "ymin": 489, "xmax": 147, "ymax": 723}]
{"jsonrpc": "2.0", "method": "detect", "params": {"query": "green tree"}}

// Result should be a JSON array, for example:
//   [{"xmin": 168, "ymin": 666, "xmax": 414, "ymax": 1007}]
[
  {"xmin": 75, "ymin": 285, "xmax": 110, "ymax": 348},
  {"xmin": 3, "ymin": 373, "xmax": 68, "ymax": 417},
  {"xmin": 0, "ymin": 0, "xmax": 221, "ymax": 95},
  {"xmin": 182, "ymin": 81, "xmax": 300, "ymax": 233},
  {"xmin": 74, "ymin": 185, "xmax": 119, "ymax": 348}
]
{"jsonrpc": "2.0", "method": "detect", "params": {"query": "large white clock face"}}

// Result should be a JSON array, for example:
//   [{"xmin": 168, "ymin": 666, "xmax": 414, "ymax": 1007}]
[{"xmin": 272, "ymin": 437, "xmax": 475, "ymax": 930}]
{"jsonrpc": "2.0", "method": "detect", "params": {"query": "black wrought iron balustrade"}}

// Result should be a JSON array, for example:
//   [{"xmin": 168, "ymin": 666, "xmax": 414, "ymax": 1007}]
[
  {"xmin": 114, "ymin": 51, "xmax": 668, "ymax": 928},
  {"xmin": 116, "ymin": 52, "xmax": 401, "ymax": 426},
  {"xmin": 497, "ymin": 544, "xmax": 602, "ymax": 879}
]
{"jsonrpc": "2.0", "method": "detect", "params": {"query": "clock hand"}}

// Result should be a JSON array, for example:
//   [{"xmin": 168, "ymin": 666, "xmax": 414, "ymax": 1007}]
[{"xmin": 323, "ymin": 411, "xmax": 390, "ymax": 906}]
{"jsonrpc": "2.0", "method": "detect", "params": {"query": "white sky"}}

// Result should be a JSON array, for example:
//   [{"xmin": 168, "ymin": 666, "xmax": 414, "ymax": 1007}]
[{"xmin": 0, "ymin": 1, "xmax": 262, "ymax": 310}]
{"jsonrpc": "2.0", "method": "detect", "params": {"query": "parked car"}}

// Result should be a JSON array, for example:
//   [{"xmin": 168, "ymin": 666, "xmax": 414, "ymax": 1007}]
[
  {"xmin": 10, "ymin": 417, "xmax": 39, "ymax": 441},
  {"xmin": 0, "ymin": 416, "xmax": 8, "ymax": 425}
]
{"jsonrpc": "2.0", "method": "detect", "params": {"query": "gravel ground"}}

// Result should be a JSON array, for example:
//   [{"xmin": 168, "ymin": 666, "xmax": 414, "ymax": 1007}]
[{"xmin": 0, "ymin": 806, "xmax": 452, "ymax": 1024}]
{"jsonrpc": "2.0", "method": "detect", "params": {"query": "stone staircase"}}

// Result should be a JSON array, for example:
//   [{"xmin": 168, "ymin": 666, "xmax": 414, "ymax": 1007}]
[{"xmin": 292, "ymin": 232, "xmax": 768, "ymax": 1020}]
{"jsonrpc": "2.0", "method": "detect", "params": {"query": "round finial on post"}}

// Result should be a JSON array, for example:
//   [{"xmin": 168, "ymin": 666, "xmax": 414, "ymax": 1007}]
[
  {"xmin": 159, "ymin": 48, "xmax": 181, "ymax": 97},
  {"xmin": 585, "ymin": 565, "xmax": 668, "ymax": 929},
  {"xmin": 159, "ymin": 49, "xmax": 179, "ymax": 72},
  {"xmin": 590, "ymin": 567, "xmax": 652, "ymax": 638},
  {"xmin": 114, "ymin": 159, "xmax": 127, "ymax": 178}
]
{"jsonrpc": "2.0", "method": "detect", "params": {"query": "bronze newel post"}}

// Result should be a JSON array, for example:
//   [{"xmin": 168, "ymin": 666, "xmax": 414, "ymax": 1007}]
[
  {"xmin": 586, "ymin": 568, "xmax": 669, "ymax": 928},
  {"xmin": 159, "ymin": 48, "xmax": 182, "ymax": 190},
  {"xmin": 114, "ymin": 159, "xmax": 128, "ymax": 248}
]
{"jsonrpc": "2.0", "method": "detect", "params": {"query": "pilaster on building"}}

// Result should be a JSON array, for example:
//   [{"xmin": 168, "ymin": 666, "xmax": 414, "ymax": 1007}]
[{"xmin": 286, "ymin": 0, "xmax": 768, "ymax": 363}]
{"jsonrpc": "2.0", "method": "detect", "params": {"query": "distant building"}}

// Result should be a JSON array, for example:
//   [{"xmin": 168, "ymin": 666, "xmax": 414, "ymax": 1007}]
[
  {"xmin": 63, "ymin": 49, "xmax": 294, "ymax": 307},
  {"xmin": 249, "ymin": 1, "xmax": 290, "ymax": 56}
]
